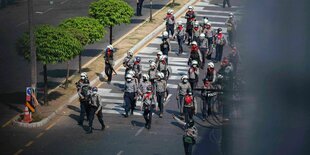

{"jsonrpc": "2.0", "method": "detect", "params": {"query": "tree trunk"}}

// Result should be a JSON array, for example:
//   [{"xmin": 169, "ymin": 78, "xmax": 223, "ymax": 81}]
[
  {"xmin": 28, "ymin": 0, "xmax": 37, "ymax": 93},
  {"xmin": 78, "ymin": 52, "xmax": 81, "ymax": 73},
  {"xmin": 172, "ymin": 0, "xmax": 175, "ymax": 6},
  {"xmin": 65, "ymin": 61, "xmax": 70, "ymax": 88},
  {"xmin": 43, "ymin": 64, "xmax": 48, "ymax": 105},
  {"xmin": 109, "ymin": 25, "xmax": 113, "ymax": 45}
]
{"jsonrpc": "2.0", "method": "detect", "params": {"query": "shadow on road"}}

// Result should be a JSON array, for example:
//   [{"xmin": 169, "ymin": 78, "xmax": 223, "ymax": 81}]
[
  {"xmin": 131, "ymin": 120, "xmax": 145, "ymax": 127},
  {"xmin": 69, "ymin": 113, "xmax": 79, "ymax": 122},
  {"xmin": 67, "ymin": 105, "xmax": 80, "ymax": 113},
  {"xmin": 96, "ymin": 72, "xmax": 106, "ymax": 82},
  {"xmin": 130, "ymin": 18, "xmax": 145, "ymax": 24},
  {"xmin": 82, "ymin": 49, "xmax": 102, "ymax": 57},
  {"xmin": 143, "ymin": 4, "xmax": 165, "ymax": 9}
]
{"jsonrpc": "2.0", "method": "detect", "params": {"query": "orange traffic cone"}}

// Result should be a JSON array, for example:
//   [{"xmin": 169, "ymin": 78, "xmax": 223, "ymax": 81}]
[{"xmin": 22, "ymin": 106, "xmax": 32, "ymax": 123}]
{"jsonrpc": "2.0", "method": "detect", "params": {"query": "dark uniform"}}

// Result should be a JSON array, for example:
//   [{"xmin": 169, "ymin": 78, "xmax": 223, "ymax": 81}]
[
  {"xmin": 76, "ymin": 77, "xmax": 90, "ymax": 126},
  {"xmin": 124, "ymin": 77, "xmax": 138, "ymax": 117},
  {"xmin": 104, "ymin": 46, "xmax": 114, "ymax": 83},
  {"xmin": 133, "ymin": 57, "xmax": 142, "ymax": 83},
  {"xmin": 136, "ymin": 0, "xmax": 144, "ymax": 16},
  {"xmin": 123, "ymin": 54, "xmax": 135, "ymax": 78},
  {"xmin": 87, "ymin": 88, "xmax": 105, "ymax": 134},
  {"xmin": 160, "ymin": 39, "xmax": 171, "ymax": 58},
  {"xmin": 188, "ymin": 45, "xmax": 202, "ymax": 67}
]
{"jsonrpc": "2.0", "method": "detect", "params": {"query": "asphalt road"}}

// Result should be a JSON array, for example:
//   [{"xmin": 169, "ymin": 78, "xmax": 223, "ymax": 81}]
[
  {"xmin": 0, "ymin": 0, "xmax": 169, "ymax": 127},
  {"xmin": 0, "ymin": 0, "xmax": 244, "ymax": 154}
]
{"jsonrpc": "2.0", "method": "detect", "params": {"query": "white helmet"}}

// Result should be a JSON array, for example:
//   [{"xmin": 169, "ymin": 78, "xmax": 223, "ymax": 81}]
[
  {"xmin": 192, "ymin": 60, "xmax": 198, "ymax": 65},
  {"xmin": 229, "ymin": 12, "xmax": 234, "ymax": 17},
  {"xmin": 177, "ymin": 20, "xmax": 183, "ymax": 25},
  {"xmin": 202, "ymin": 18, "xmax": 208, "ymax": 24},
  {"xmin": 162, "ymin": 31, "xmax": 169, "ymax": 38},
  {"xmin": 199, "ymin": 33, "xmax": 205, "ymax": 39},
  {"xmin": 80, "ymin": 72, "xmax": 87, "ymax": 80},
  {"xmin": 157, "ymin": 51, "xmax": 163, "ymax": 56},
  {"xmin": 157, "ymin": 72, "xmax": 165, "ymax": 79},
  {"xmin": 207, "ymin": 22, "xmax": 211, "ymax": 26},
  {"xmin": 208, "ymin": 62, "xmax": 215, "ymax": 68},
  {"xmin": 188, "ymin": 6, "xmax": 193, "ymax": 10},
  {"xmin": 128, "ymin": 70, "xmax": 135, "ymax": 76},
  {"xmin": 142, "ymin": 74, "xmax": 149, "ymax": 80},
  {"xmin": 128, "ymin": 50, "xmax": 133, "ymax": 56},
  {"xmin": 191, "ymin": 41, "xmax": 197, "ymax": 45},
  {"xmin": 167, "ymin": 9, "xmax": 173, "ymax": 14},
  {"xmin": 107, "ymin": 44, "xmax": 113, "ymax": 49},
  {"xmin": 160, "ymin": 55, "xmax": 167, "ymax": 61},
  {"xmin": 181, "ymin": 75, "xmax": 189, "ymax": 81},
  {"xmin": 125, "ymin": 74, "xmax": 133, "ymax": 82},
  {"xmin": 194, "ymin": 21, "xmax": 199, "ymax": 27},
  {"xmin": 150, "ymin": 61, "xmax": 156, "ymax": 67}
]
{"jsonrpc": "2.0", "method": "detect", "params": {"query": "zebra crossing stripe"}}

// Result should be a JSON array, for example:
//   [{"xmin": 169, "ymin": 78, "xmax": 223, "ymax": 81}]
[{"xmin": 196, "ymin": 1, "xmax": 243, "ymax": 9}]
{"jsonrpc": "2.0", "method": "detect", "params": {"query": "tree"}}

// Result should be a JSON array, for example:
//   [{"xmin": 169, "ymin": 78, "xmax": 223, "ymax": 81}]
[
  {"xmin": 18, "ymin": 25, "xmax": 82, "ymax": 105},
  {"xmin": 89, "ymin": 0, "xmax": 134, "ymax": 44},
  {"xmin": 59, "ymin": 17, "xmax": 105, "ymax": 73}
]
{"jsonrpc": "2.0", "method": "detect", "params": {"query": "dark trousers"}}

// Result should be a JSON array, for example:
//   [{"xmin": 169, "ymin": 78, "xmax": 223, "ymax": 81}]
[
  {"xmin": 228, "ymin": 30, "xmax": 235, "ymax": 47},
  {"xmin": 200, "ymin": 47, "xmax": 206, "ymax": 69},
  {"xmin": 156, "ymin": 92, "xmax": 165, "ymax": 114},
  {"xmin": 183, "ymin": 107, "xmax": 194, "ymax": 124},
  {"xmin": 215, "ymin": 45, "xmax": 224, "ymax": 62},
  {"xmin": 183, "ymin": 139, "xmax": 193, "ymax": 155},
  {"xmin": 177, "ymin": 35, "xmax": 184, "ymax": 53},
  {"xmin": 124, "ymin": 92, "xmax": 136, "ymax": 115},
  {"xmin": 105, "ymin": 63, "xmax": 112, "ymax": 82},
  {"xmin": 206, "ymin": 37, "xmax": 213, "ymax": 60},
  {"xmin": 79, "ymin": 101, "xmax": 90, "ymax": 124},
  {"xmin": 202, "ymin": 96, "xmax": 213, "ymax": 119},
  {"xmin": 166, "ymin": 24, "xmax": 175, "ymax": 36},
  {"xmin": 186, "ymin": 29, "xmax": 193, "ymax": 44},
  {"xmin": 189, "ymin": 79, "xmax": 198, "ymax": 90},
  {"xmin": 88, "ymin": 106, "xmax": 104, "ymax": 129},
  {"xmin": 137, "ymin": 0, "xmax": 144, "ymax": 16},
  {"xmin": 143, "ymin": 106, "xmax": 154, "ymax": 127},
  {"xmin": 223, "ymin": 0, "xmax": 231, "ymax": 8},
  {"xmin": 178, "ymin": 95, "xmax": 185, "ymax": 114}
]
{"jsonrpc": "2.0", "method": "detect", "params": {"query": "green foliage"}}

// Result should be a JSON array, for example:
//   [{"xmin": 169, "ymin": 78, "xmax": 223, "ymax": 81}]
[
  {"xmin": 89, "ymin": 0, "xmax": 134, "ymax": 27},
  {"xmin": 59, "ymin": 17, "xmax": 105, "ymax": 44},
  {"xmin": 18, "ymin": 25, "xmax": 82, "ymax": 64},
  {"xmin": 62, "ymin": 28, "xmax": 89, "ymax": 46}
]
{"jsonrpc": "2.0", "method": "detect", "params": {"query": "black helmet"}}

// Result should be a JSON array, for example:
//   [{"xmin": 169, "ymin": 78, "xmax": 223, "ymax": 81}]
[
  {"xmin": 187, "ymin": 89, "xmax": 192, "ymax": 95},
  {"xmin": 92, "ymin": 87, "xmax": 98, "ymax": 92},
  {"xmin": 217, "ymin": 28, "xmax": 222, "ymax": 33}
]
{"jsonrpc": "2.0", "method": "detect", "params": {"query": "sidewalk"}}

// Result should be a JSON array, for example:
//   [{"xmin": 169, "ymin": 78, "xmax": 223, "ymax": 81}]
[
  {"xmin": 6, "ymin": 0, "xmax": 197, "ymax": 128},
  {"xmin": 0, "ymin": 0, "xmax": 169, "ymax": 127}
]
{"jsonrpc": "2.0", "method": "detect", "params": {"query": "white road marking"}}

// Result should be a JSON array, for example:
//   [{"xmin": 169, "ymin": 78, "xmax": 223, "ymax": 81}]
[
  {"xmin": 117, "ymin": 150, "xmax": 124, "ymax": 155},
  {"xmin": 35, "ymin": 8, "xmax": 53, "ymax": 15},
  {"xmin": 196, "ymin": 1, "xmax": 243, "ymax": 8},
  {"xmin": 15, "ymin": 21, "xmax": 27, "ymax": 27},
  {"xmin": 60, "ymin": 0, "xmax": 69, "ymax": 5},
  {"xmin": 135, "ymin": 127, "xmax": 144, "ymax": 136},
  {"xmin": 101, "ymin": 98, "xmax": 124, "ymax": 104}
]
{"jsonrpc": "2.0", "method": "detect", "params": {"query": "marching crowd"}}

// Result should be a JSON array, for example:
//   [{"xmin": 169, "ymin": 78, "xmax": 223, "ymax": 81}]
[{"xmin": 75, "ymin": 5, "xmax": 239, "ymax": 155}]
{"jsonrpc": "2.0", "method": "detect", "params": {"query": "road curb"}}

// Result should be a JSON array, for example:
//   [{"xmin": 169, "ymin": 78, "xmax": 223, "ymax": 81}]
[{"xmin": 13, "ymin": 0, "xmax": 199, "ymax": 128}]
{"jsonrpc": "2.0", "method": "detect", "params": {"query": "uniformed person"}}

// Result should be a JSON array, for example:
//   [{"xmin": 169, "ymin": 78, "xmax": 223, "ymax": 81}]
[
  {"xmin": 177, "ymin": 75, "xmax": 192, "ymax": 116},
  {"xmin": 173, "ymin": 21, "xmax": 186, "ymax": 54},
  {"xmin": 138, "ymin": 74, "xmax": 151, "ymax": 97},
  {"xmin": 188, "ymin": 41, "xmax": 202, "ymax": 67},
  {"xmin": 142, "ymin": 85, "xmax": 157, "ymax": 129},
  {"xmin": 123, "ymin": 50, "xmax": 135, "ymax": 78},
  {"xmin": 192, "ymin": 21, "xmax": 201, "ymax": 43},
  {"xmin": 214, "ymin": 28, "xmax": 226, "ymax": 62},
  {"xmin": 185, "ymin": 6, "xmax": 196, "ymax": 45},
  {"xmin": 183, "ymin": 90, "xmax": 197, "ymax": 124},
  {"xmin": 104, "ymin": 45, "xmax": 114, "ymax": 84},
  {"xmin": 225, "ymin": 13, "xmax": 237, "ymax": 47},
  {"xmin": 201, "ymin": 79, "xmax": 217, "ymax": 121},
  {"xmin": 206, "ymin": 62, "xmax": 217, "ymax": 84},
  {"xmin": 188, "ymin": 60, "xmax": 199, "ymax": 90},
  {"xmin": 197, "ymin": 33, "xmax": 208, "ymax": 68},
  {"xmin": 123, "ymin": 74, "xmax": 138, "ymax": 117},
  {"xmin": 202, "ymin": 23, "xmax": 215, "ymax": 60},
  {"xmin": 148, "ymin": 61, "xmax": 158, "ymax": 86},
  {"xmin": 155, "ymin": 72, "xmax": 167, "ymax": 118},
  {"xmin": 76, "ymin": 72, "xmax": 90, "ymax": 126},
  {"xmin": 164, "ymin": 9, "xmax": 175, "ymax": 37},
  {"xmin": 157, "ymin": 55, "xmax": 168, "ymax": 79},
  {"xmin": 136, "ymin": 0, "xmax": 144, "ymax": 16},
  {"xmin": 160, "ymin": 32, "xmax": 171, "ymax": 58},
  {"xmin": 87, "ymin": 87, "xmax": 105, "ymax": 134},
  {"xmin": 228, "ymin": 46, "xmax": 240, "ymax": 77},
  {"xmin": 133, "ymin": 56, "xmax": 142, "ymax": 83}
]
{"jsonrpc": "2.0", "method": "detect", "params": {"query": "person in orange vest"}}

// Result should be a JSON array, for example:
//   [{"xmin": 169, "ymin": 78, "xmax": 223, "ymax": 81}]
[
  {"xmin": 164, "ymin": 9, "xmax": 175, "ymax": 37},
  {"xmin": 214, "ymin": 28, "xmax": 226, "ymax": 62}
]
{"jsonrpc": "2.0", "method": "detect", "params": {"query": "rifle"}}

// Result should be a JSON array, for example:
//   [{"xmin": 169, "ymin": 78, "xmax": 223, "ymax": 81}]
[{"xmin": 106, "ymin": 61, "xmax": 117, "ymax": 75}]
